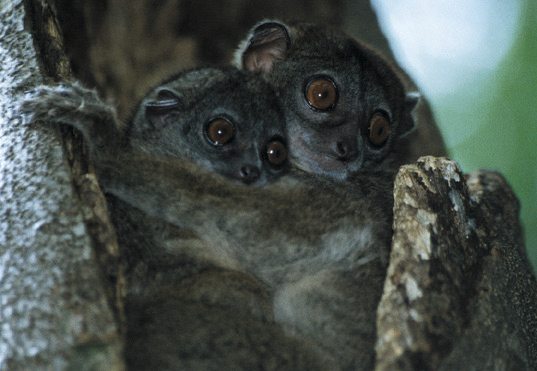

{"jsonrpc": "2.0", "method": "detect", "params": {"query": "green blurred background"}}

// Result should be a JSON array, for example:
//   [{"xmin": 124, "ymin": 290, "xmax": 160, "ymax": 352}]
[
  {"xmin": 437, "ymin": 1, "xmax": 537, "ymax": 270},
  {"xmin": 374, "ymin": 0, "xmax": 536, "ymax": 271}
]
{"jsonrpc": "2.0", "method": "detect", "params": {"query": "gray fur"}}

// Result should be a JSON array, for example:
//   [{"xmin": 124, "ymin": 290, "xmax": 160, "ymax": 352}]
[
  {"xmin": 235, "ymin": 20, "xmax": 419, "ymax": 180},
  {"xmin": 20, "ymin": 65, "xmax": 391, "ymax": 370}
]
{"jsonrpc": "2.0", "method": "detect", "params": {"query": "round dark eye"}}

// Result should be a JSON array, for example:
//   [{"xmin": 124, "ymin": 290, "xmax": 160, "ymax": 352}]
[
  {"xmin": 206, "ymin": 118, "xmax": 234, "ymax": 145},
  {"xmin": 266, "ymin": 140, "xmax": 287, "ymax": 166},
  {"xmin": 368, "ymin": 113, "xmax": 390, "ymax": 146},
  {"xmin": 305, "ymin": 77, "xmax": 338, "ymax": 110}
]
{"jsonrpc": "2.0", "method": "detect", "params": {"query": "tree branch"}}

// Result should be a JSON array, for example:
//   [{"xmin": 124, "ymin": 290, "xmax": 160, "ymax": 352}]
[{"xmin": 376, "ymin": 157, "xmax": 537, "ymax": 370}]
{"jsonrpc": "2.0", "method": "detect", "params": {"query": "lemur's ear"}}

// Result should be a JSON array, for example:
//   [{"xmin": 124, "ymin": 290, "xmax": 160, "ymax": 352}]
[
  {"xmin": 144, "ymin": 89, "xmax": 183, "ymax": 129},
  {"xmin": 238, "ymin": 21, "xmax": 290, "ymax": 74}
]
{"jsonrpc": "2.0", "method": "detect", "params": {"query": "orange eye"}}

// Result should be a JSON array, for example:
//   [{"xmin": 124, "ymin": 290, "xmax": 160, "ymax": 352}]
[
  {"xmin": 206, "ymin": 118, "xmax": 234, "ymax": 145},
  {"xmin": 369, "ymin": 113, "xmax": 390, "ymax": 146},
  {"xmin": 305, "ymin": 78, "xmax": 338, "ymax": 110},
  {"xmin": 266, "ymin": 140, "xmax": 287, "ymax": 166}
]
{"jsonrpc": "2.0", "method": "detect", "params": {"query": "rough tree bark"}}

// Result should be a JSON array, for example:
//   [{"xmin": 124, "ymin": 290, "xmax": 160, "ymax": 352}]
[
  {"xmin": 0, "ymin": 1, "xmax": 125, "ymax": 370},
  {"xmin": 376, "ymin": 157, "xmax": 537, "ymax": 370},
  {"xmin": 1, "ymin": 1, "xmax": 536, "ymax": 371}
]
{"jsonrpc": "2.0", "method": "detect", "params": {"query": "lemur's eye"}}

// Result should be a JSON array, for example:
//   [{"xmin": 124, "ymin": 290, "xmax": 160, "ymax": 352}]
[
  {"xmin": 205, "ymin": 118, "xmax": 234, "ymax": 145},
  {"xmin": 368, "ymin": 113, "xmax": 390, "ymax": 146},
  {"xmin": 305, "ymin": 77, "xmax": 338, "ymax": 110},
  {"xmin": 266, "ymin": 139, "xmax": 287, "ymax": 166}
]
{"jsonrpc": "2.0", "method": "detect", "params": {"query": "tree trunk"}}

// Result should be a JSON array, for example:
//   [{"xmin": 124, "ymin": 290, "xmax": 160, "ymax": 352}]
[
  {"xmin": 0, "ymin": 1, "xmax": 125, "ymax": 370},
  {"xmin": 376, "ymin": 157, "xmax": 537, "ymax": 370}
]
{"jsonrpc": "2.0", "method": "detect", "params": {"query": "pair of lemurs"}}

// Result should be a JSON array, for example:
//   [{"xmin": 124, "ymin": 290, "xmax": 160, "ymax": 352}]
[{"xmin": 21, "ymin": 21, "xmax": 444, "ymax": 371}]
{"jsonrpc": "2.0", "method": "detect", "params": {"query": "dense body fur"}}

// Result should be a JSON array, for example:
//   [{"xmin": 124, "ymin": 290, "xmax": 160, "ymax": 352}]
[
  {"xmin": 235, "ymin": 20, "xmax": 445, "ymax": 180},
  {"xmin": 20, "ymin": 66, "xmax": 393, "ymax": 370}
]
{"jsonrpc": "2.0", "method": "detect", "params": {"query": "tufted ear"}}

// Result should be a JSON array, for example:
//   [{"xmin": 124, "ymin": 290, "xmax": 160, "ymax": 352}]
[
  {"xmin": 398, "ymin": 92, "xmax": 419, "ymax": 136},
  {"xmin": 238, "ymin": 21, "xmax": 290, "ymax": 74},
  {"xmin": 144, "ymin": 89, "xmax": 183, "ymax": 129}
]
